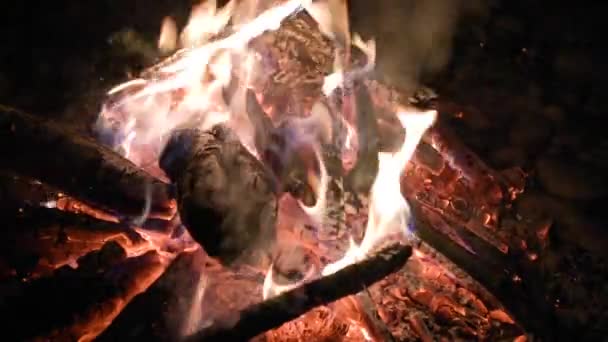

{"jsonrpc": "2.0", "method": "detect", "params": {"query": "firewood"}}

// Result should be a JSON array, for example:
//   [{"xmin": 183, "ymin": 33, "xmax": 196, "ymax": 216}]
[
  {"xmin": 0, "ymin": 205, "xmax": 147, "ymax": 279},
  {"xmin": 96, "ymin": 250, "xmax": 209, "ymax": 341},
  {"xmin": 0, "ymin": 170, "xmax": 121, "ymax": 222},
  {"xmin": 185, "ymin": 243, "xmax": 412, "ymax": 341},
  {"xmin": 409, "ymin": 203, "xmax": 558, "ymax": 340},
  {"xmin": 0, "ymin": 243, "xmax": 166, "ymax": 341},
  {"xmin": 0, "ymin": 105, "xmax": 175, "ymax": 219},
  {"xmin": 345, "ymin": 83, "xmax": 379, "ymax": 194},
  {"xmin": 159, "ymin": 125, "xmax": 277, "ymax": 266}
]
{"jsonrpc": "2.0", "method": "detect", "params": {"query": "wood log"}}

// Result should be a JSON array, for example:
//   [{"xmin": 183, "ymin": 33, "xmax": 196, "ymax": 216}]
[
  {"xmin": 159, "ymin": 125, "xmax": 277, "ymax": 266},
  {"xmin": 0, "ymin": 105, "xmax": 175, "ymax": 219},
  {"xmin": 345, "ymin": 82, "xmax": 379, "ymax": 194},
  {"xmin": 409, "ymin": 203, "xmax": 560, "ymax": 340},
  {"xmin": 96, "ymin": 249, "xmax": 209, "ymax": 341},
  {"xmin": 0, "ymin": 204, "xmax": 148, "ymax": 280},
  {"xmin": 0, "ymin": 169, "xmax": 121, "ymax": 222},
  {"xmin": 185, "ymin": 243, "xmax": 412, "ymax": 341},
  {"xmin": 0, "ymin": 243, "xmax": 166, "ymax": 341}
]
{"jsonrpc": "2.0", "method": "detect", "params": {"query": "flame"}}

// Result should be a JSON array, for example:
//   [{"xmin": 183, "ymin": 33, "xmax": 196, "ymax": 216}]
[
  {"xmin": 158, "ymin": 17, "xmax": 178, "ymax": 53},
  {"xmin": 180, "ymin": 0, "xmax": 236, "ymax": 48},
  {"xmin": 322, "ymin": 34, "xmax": 376, "ymax": 96},
  {"xmin": 304, "ymin": 0, "xmax": 350, "ymax": 47},
  {"xmin": 183, "ymin": 272, "xmax": 209, "ymax": 336},
  {"xmin": 102, "ymin": 0, "xmax": 437, "ymax": 323},
  {"xmin": 298, "ymin": 143, "xmax": 329, "ymax": 228},
  {"xmin": 262, "ymin": 262, "xmax": 316, "ymax": 299},
  {"xmin": 97, "ymin": 0, "xmax": 312, "ymax": 167},
  {"xmin": 322, "ymin": 109, "xmax": 436, "ymax": 276}
]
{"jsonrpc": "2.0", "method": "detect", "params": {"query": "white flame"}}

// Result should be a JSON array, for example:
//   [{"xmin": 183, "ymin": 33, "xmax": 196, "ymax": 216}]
[
  {"xmin": 322, "ymin": 109, "xmax": 437, "ymax": 276},
  {"xmin": 262, "ymin": 262, "xmax": 316, "ymax": 299},
  {"xmin": 304, "ymin": 0, "xmax": 350, "ymax": 46},
  {"xmin": 298, "ymin": 144, "xmax": 329, "ymax": 228},
  {"xmin": 180, "ymin": 0, "xmax": 236, "ymax": 48},
  {"xmin": 158, "ymin": 17, "xmax": 178, "ymax": 53},
  {"xmin": 101, "ymin": 0, "xmax": 437, "ymax": 310},
  {"xmin": 183, "ymin": 272, "xmax": 209, "ymax": 336},
  {"xmin": 97, "ymin": 0, "xmax": 311, "ymax": 165},
  {"xmin": 322, "ymin": 34, "xmax": 376, "ymax": 96}
]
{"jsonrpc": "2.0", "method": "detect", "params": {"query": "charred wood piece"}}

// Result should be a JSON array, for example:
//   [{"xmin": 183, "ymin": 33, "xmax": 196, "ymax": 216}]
[
  {"xmin": 345, "ymin": 83, "xmax": 380, "ymax": 194},
  {"xmin": 0, "ymin": 105, "xmax": 175, "ymax": 220},
  {"xmin": 185, "ymin": 243, "xmax": 412, "ymax": 341},
  {"xmin": 0, "ymin": 205, "xmax": 146, "ymax": 279},
  {"xmin": 97, "ymin": 250, "xmax": 209, "ymax": 341},
  {"xmin": 160, "ymin": 125, "xmax": 277, "ymax": 265},
  {"xmin": 0, "ymin": 243, "xmax": 165, "ymax": 341}
]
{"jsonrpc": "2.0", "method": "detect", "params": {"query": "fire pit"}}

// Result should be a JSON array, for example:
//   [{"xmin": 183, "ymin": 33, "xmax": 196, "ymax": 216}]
[{"xmin": 1, "ymin": 0, "xmax": 580, "ymax": 341}]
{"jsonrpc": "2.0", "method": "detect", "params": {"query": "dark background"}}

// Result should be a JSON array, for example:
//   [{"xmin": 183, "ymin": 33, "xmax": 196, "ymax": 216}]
[{"xmin": 1, "ymin": 0, "xmax": 607, "ymax": 337}]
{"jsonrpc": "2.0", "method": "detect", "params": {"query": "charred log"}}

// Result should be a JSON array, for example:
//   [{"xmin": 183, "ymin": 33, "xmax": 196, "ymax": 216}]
[
  {"xmin": 345, "ymin": 83, "xmax": 380, "ymax": 194},
  {"xmin": 0, "ymin": 105, "xmax": 175, "ymax": 220},
  {"xmin": 185, "ymin": 243, "xmax": 412, "ymax": 341},
  {"xmin": 0, "ymin": 205, "xmax": 147, "ymax": 280},
  {"xmin": 97, "ymin": 250, "xmax": 209, "ymax": 341},
  {"xmin": 0, "ymin": 243, "xmax": 166, "ymax": 341},
  {"xmin": 160, "ymin": 125, "xmax": 277, "ymax": 265},
  {"xmin": 0, "ymin": 169, "xmax": 128, "ymax": 224},
  {"xmin": 409, "ymin": 203, "xmax": 558, "ymax": 340}
]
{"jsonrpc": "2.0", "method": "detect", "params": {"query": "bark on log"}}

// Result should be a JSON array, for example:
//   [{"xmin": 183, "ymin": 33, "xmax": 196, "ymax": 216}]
[
  {"xmin": 185, "ymin": 243, "xmax": 412, "ymax": 341},
  {"xmin": 0, "ymin": 105, "xmax": 175, "ymax": 219},
  {"xmin": 160, "ymin": 125, "xmax": 277, "ymax": 266}
]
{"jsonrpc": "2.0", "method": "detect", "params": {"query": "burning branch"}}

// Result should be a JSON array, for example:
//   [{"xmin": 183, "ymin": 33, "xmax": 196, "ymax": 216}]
[{"xmin": 185, "ymin": 243, "xmax": 412, "ymax": 341}]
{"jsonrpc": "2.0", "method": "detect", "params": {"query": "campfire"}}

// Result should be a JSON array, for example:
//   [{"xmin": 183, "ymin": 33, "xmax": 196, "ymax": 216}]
[{"xmin": 0, "ymin": 0, "xmax": 546, "ymax": 340}]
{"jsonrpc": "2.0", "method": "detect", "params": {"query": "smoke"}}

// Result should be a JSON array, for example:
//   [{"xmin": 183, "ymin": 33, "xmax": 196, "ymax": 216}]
[{"xmin": 351, "ymin": 0, "xmax": 486, "ymax": 90}]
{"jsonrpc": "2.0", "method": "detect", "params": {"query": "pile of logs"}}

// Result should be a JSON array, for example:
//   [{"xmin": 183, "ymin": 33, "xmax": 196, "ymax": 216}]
[
  {"xmin": 0, "ymin": 89, "xmax": 555, "ymax": 340},
  {"xmin": 0, "ymin": 7, "xmax": 565, "ymax": 341}
]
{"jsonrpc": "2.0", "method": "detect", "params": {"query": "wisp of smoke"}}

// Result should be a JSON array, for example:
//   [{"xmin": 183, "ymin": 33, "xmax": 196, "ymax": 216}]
[{"xmin": 351, "ymin": 0, "xmax": 486, "ymax": 89}]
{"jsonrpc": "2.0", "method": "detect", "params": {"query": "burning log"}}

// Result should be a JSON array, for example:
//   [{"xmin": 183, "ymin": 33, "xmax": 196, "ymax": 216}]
[
  {"xmin": 0, "ymin": 105, "xmax": 175, "ymax": 220},
  {"xmin": 410, "ymin": 203, "xmax": 557, "ymax": 340},
  {"xmin": 0, "ymin": 204, "xmax": 147, "ymax": 280},
  {"xmin": 159, "ymin": 125, "xmax": 277, "ymax": 265},
  {"xmin": 96, "ymin": 249, "xmax": 210, "ymax": 341},
  {"xmin": 345, "ymin": 83, "xmax": 379, "ymax": 193},
  {"xmin": 185, "ymin": 243, "xmax": 412, "ymax": 341},
  {"xmin": 0, "ymin": 170, "xmax": 120, "ymax": 222},
  {"xmin": 1, "ymin": 242, "xmax": 167, "ymax": 341}
]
